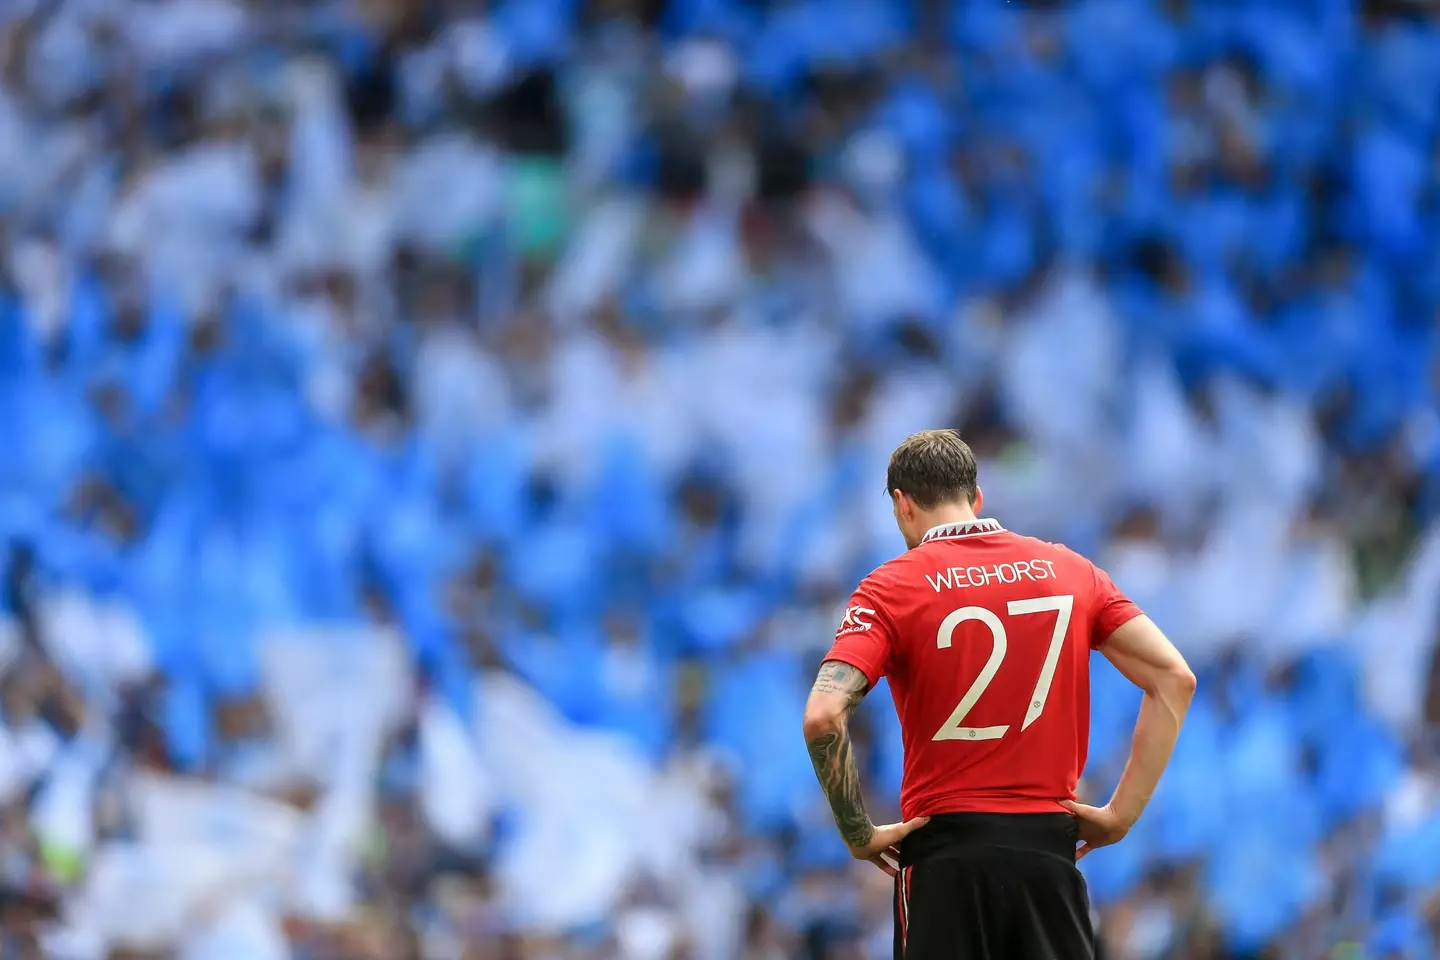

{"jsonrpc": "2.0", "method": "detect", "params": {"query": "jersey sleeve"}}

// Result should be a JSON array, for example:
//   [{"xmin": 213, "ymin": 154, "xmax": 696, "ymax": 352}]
[
  {"xmin": 1090, "ymin": 564, "xmax": 1144, "ymax": 649},
  {"xmin": 824, "ymin": 580, "xmax": 895, "ymax": 689}
]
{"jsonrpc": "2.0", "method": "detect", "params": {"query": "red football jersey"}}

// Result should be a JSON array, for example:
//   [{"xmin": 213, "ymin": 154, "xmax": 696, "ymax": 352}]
[{"xmin": 825, "ymin": 518, "xmax": 1142, "ymax": 819}]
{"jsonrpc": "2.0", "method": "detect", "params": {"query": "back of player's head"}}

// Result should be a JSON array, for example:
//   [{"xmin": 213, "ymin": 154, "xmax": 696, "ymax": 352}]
[{"xmin": 886, "ymin": 430, "xmax": 979, "ymax": 509}]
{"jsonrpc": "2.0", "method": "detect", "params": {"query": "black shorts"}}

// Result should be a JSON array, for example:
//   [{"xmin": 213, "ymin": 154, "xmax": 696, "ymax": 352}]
[{"xmin": 893, "ymin": 812, "xmax": 1095, "ymax": 960}]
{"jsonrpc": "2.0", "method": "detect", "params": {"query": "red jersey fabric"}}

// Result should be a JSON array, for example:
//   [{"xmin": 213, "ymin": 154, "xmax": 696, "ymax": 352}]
[{"xmin": 825, "ymin": 519, "xmax": 1142, "ymax": 819}]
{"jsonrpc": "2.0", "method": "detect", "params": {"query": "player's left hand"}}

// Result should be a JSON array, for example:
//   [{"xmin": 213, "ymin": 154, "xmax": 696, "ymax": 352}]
[
  {"xmin": 848, "ymin": 817, "xmax": 930, "ymax": 876},
  {"xmin": 1060, "ymin": 800, "xmax": 1132, "ymax": 859}
]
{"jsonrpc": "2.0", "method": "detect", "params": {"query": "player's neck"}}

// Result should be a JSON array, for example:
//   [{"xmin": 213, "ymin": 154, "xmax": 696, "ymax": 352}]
[{"xmin": 918, "ymin": 505, "xmax": 980, "ymax": 530}]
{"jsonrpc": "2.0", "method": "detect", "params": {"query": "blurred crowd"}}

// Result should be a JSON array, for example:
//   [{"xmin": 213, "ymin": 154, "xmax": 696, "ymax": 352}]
[{"xmin": 0, "ymin": 0, "xmax": 1439, "ymax": 957}]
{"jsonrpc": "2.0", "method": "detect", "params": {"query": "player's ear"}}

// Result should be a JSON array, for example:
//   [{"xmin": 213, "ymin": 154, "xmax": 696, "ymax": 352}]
[{"xmin": 973, "ymin": 487, "xmax": 984, "ymax": 513}]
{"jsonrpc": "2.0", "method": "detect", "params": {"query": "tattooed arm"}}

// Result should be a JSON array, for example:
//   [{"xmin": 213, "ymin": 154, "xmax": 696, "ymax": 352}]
[
  {"xmin": 804, "ymin": 659, "xmax": 931, "ymax": 873},
  {"xmin": 802, "ymin": 660, "xmax": 876, "ymax": 849}
]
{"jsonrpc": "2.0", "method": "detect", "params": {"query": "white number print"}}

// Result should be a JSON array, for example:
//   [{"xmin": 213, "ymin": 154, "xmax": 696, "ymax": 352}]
[{"xmin": 932, "ymin": 594, "xmax": 1075, "ymax": 742}]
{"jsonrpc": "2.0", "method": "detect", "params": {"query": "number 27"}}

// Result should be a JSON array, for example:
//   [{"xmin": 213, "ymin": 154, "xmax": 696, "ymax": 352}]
[{"xmin": 932, "ymin": 595, "xmax": 1074, "ymax": 742}]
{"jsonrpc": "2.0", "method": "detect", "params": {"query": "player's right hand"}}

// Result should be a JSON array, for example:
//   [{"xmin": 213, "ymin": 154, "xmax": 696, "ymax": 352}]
[
  {"xmin": 1059, "ymin": 800, "xmax": 1132, "ymax": 859},
  {"xmin": 849, "ymin": 817, "xmax": 930, "ymax": 876}
]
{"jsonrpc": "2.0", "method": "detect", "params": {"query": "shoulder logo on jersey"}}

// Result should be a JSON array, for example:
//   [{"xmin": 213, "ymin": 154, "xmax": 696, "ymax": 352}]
[{"xmin": 837, "ymin": 605, "xmax": 875, "ymax": 635}]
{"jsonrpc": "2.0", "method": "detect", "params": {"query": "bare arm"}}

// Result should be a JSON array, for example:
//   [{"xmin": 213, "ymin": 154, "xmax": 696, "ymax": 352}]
[
  {"xmin": 1094, "ymin": 614, "xmax": 1196, "ymax": 828},
  {"xmin": 802, "ymin": 660, "xmax": 875, "ymax": 850},
  {"xmin": 803, "ymin": 660, "xmax": 930, "ymax": 871}
]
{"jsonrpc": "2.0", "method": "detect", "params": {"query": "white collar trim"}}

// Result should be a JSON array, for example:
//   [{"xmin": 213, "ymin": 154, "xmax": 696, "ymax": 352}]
[{"xmin": 920, "ymin": 518, "xmax": 1005, "ymax": 544}]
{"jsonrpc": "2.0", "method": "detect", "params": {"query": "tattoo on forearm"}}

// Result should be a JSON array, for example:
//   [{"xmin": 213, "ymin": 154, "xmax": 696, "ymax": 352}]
[
  {"xmin": 805, "ymin": 662, "xmax": 874, "ymax": 849},
  {"xmin": 807, "ymin": 728, "xmax": 874, "ymax": 849}
]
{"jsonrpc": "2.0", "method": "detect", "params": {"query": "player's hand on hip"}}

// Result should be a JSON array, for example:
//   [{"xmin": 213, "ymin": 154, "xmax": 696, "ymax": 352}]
[
  {"xmin": 848, "ymin": 817, "xmax": 930, "ymax": 877},
  {"xmin": 1060, "ymin": 800, "xmax": 1132, "ymax": 860}
]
